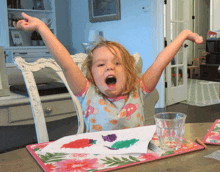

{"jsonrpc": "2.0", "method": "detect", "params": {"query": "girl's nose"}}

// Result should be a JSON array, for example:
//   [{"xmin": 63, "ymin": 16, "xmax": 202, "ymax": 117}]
[
  {"xmin": 107, "ymin": 67, "xmax": 113, "ymax": 71},
  {"xmin": 106, "ymin": 62, "xmax": 114, "ymax": 71}
]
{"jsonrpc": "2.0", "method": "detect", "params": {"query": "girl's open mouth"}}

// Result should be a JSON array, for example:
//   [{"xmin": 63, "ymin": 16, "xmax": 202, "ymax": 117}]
[{"xmin": 105, "ymin": 76, "xmax": 117, "ymax": 88}]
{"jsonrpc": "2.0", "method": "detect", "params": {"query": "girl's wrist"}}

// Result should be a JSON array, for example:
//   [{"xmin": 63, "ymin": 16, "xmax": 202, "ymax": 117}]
[
  {"xmin": 182, "ymin": 30, "xmax": 193, "ymax": 40},
  {"xmin": 37, "ymin": 21, "xmax": 48, "ymax": 33}
]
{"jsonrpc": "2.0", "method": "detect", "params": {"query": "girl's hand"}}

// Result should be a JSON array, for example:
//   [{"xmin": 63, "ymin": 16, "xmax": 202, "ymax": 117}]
[
  {"xmin": 185, "ymin": 30, "xmax": 203, "ymax": 45},
  {"xmin": 13, "ymin": 12, "xmax": 45, "ymax": 32}
]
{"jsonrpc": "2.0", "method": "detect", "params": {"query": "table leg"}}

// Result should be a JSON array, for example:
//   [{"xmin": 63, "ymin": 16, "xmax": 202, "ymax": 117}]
[{"xmin": 190, "ymin": 69, "xmax": 193, "ymax": 78}]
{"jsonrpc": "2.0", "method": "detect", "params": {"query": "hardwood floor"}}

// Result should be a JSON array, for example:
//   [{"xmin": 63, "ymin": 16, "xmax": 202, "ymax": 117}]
[{"xmin": 166, "ymin": 103, "xmax": 220, "ymax": 123}]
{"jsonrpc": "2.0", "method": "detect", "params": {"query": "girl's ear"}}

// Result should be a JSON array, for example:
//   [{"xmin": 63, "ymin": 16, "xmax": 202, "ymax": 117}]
[{"xmin": 88, "ymin": 70, "xmax": 95, "ymax": 85}]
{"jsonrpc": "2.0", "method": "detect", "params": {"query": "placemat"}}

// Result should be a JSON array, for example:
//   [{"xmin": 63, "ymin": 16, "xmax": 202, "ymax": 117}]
[
  {"xmin": 203, "ymin": 119, "xmax": 220, "ymax": 145},
  {"xmin": 27, "ymin": 133, "xmax": 204, "ymax": 172}
]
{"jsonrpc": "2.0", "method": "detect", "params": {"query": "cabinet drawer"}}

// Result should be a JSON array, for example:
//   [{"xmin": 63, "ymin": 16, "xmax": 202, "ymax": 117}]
[{"xmin": 8, "ymin": 99, "xmax": 76, "ymax": 123}]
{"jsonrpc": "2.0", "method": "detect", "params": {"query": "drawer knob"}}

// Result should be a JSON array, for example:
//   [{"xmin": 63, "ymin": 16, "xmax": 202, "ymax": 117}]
[{"xmin": 45, "ymin": 107, "xmax": 52, "ymax": 113}]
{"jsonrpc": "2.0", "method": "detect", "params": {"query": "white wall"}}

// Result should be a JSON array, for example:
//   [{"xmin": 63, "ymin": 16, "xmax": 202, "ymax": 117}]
[{"xmin": 212, "ymin": 0, "xmax": 220, "ymax": 30}]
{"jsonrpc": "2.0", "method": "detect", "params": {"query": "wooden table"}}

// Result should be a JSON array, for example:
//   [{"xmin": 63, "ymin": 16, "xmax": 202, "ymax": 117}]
[{"xmin": 0, "ymin": 123, "xmax": 220, "ymax": 172}]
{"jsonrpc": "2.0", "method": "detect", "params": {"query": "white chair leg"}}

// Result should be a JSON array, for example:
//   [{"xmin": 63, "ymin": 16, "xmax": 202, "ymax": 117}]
[{"xmin": 22, "ymin": 71, "xmax": 49, "ymax": 143}]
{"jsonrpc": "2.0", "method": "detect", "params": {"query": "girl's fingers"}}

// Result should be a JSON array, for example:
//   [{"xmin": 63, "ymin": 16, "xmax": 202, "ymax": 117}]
[
  {"xmin": 13, "ymin": 13, "xmax": 35, "ymax": 31},
  {"xmin": 16, "ymin": 20, "xmax": 23, "ymax": 28},
  {"xmin": 188, "ymin": 33, "xmax": 203, "ymax": 44},
  {"xmin": 15, "ymin": 20, "xmax": 27, "ymax": 30},
  {"xmin": 197, "ymin": 34, "xmax": 203, "ymax": 40},
  {"xmin": 13, "ymin": 21, "xmax": 21, "ymax": 29},
  {"xmin": 21, "ymin": 12, "xmax": 30, "ymax": 21},
  {"xmin": 195, "ymin": 35, "xmax": 203, "ymax": 44}
]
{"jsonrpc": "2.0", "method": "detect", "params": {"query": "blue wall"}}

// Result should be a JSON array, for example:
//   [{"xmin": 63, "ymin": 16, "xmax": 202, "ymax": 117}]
[
  {"xmin": 55, "ymin": 0, "xmax": 72, "ymax": 52},
  {"xmin": 70, "ymin": 0, "xmax": 152, "ymax": 73}
]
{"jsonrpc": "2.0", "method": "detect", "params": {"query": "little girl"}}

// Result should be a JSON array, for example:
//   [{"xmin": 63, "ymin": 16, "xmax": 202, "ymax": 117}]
[{"xmin": 14, "ymin": 13, "xmax": 203, "ymax": 132}]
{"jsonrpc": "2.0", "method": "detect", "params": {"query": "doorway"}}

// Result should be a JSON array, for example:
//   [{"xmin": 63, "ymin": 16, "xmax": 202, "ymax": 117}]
[
  {"xmin": 185, "ymin": 0, "xmax": 211, "ymax": 107},
  {"xmin": 165, "ymin": 0, "xmax": 210, "ymax": 106}
]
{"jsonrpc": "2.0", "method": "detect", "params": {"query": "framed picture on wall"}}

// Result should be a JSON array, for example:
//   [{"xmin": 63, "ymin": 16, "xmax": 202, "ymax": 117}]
[
  {"xmin": 33, "ymin": 0, "xmax": 44, "ymax": 10},
  {"xmin": 89, "ymin": 0, "xmax": 121, "ymax": 23},
  {"xmin": 11, "ymin": 31, "xmax": 23, "ymax": 46}
]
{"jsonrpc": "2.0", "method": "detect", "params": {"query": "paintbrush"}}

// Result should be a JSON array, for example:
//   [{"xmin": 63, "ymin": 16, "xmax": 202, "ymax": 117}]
[
  {"xmin": 148, "ymin": 141, "xmax": 162, "ymax": 156},
  {"xmin": 9, "ymin": 17, "xmax": 25, "ymax": 22},
  {"xmin": 195, "ymin": 138, "xmax": 207, "ymax": 149}
]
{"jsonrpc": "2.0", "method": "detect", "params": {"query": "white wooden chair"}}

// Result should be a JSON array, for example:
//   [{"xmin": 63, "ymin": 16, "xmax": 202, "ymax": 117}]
[
  {"xmin": 14, "ymin": 53, "xmax": 87, "ymax": 143},
  {"xmin": 14, "ymin": 52, "xmax": 159, "ymax": 143}
]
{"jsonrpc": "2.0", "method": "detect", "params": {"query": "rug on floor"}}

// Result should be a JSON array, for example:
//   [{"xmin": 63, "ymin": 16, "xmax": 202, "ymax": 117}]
[{"xmin": 181, "ymin": 79, "xmax": 220, "ymax": 107}]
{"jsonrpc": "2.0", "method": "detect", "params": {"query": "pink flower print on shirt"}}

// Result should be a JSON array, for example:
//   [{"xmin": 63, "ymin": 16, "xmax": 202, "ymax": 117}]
[
  {"xmin": 85, "ymin": 105, "xmax": 98, "ymax": 118},
  {"xmin": 118, "ymin": 103, "xmax": 139, "ymax": 120}
]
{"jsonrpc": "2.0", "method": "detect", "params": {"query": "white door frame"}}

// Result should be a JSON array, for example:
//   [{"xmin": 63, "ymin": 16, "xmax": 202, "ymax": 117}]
[
  {"xmin": 165, "ymin": 0, "xmax": 188, "ymax": 106},
  {"xmin": 151, "ymin": 0, "xmax": 165, "ymax": 108}
]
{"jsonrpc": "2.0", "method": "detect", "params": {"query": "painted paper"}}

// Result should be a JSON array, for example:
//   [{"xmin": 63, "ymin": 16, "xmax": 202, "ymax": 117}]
[{"xmin": 41, "ymin": 125, "xmax": 156, "ymax": 154}]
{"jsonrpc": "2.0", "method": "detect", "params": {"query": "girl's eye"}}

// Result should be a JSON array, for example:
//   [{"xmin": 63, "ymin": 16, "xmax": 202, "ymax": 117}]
[
  {"xmin": 116, "ymin": 62, "xmax": 120, "ymax": 65},
  {"xmin": 98, "ymin": 64, "xmax": 104, "ymax": 67}
]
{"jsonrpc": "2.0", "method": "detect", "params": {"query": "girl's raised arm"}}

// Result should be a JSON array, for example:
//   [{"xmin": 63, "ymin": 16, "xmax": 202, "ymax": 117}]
[
  {"xmin": 14, "ymin": 12, "xmax": 87, "ymax": 95},
  {"xmin": 141, "ymin": 30, "xmax": 203, "ymax": 92}
]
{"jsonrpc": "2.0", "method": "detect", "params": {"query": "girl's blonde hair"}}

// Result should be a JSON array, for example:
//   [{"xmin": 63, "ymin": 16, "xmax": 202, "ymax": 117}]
[{"xmin": 82, "ymin": 40, "xmax": 141, "ymax": 95}]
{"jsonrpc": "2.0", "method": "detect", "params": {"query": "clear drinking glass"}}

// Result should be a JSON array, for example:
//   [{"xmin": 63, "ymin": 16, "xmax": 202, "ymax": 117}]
[{"xmin": 154, "ymin": 112, "xmax": 187, "ymax": 151}]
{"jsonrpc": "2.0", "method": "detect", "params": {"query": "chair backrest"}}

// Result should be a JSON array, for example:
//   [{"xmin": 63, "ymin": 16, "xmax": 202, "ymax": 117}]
[
  {"xmin": 192, "ymin": 57, "xmax": 202, "ymax": 67},
  {"xmin": 14, "ymin": 53, "xmax": 87, "ymax": 143},
  {"xmin": 14, "ymin": 52, "xmax": 156, "ymax": 143}
]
